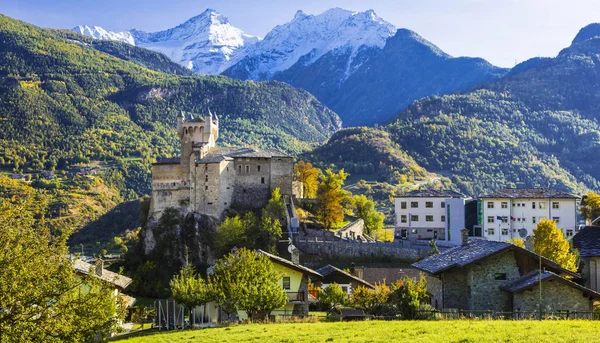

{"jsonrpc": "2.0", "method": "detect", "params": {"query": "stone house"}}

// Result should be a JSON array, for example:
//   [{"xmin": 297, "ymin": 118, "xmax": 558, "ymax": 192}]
[
  {"xmin": 412, "ymin": 238, "xmax": 600, "ymax": 313},
  {"xmin": 572, "ymin": 226, "xmax": 600, "ymax": 292},
  {"xmin": 73, "ymin": 259, "xmax": 135, "ymax": 308},
  {"xmin": 315, "ymin": 264, "xmax": 374, "ymax": 296},
  {"xmin": 150, "ymin": 111, "xmax": 294, "ymax": 218}
]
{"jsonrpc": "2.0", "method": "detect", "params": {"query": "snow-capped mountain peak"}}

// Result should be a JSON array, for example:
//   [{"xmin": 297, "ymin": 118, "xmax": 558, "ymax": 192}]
[
  {"xmin": 73, "ymin": 8, "xmax": 258, "ymax": 75},
  {"xmin": 73, "ymin": 25, "xmax": 135, "ymax": 45},
  {"xmin": 225, "ymin": 8, "xmax": 397, "ymax": 80}
]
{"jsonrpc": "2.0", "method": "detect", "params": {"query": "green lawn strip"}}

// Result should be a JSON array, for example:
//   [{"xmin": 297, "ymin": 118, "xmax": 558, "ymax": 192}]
[{"xmin": 111, "ymin": 320, "xmax": 600, "ymax": 343}]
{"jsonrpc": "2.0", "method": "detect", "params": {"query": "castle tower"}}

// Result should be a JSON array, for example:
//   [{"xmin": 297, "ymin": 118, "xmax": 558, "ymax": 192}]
[{"xmin": 178, "ymin": 111, "xmax": 219, "ymax": 180}]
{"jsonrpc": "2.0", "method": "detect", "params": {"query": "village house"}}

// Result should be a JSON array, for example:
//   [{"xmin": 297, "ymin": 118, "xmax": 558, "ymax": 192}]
[
  {"xmin": 394, "ymin": 189, "xmax": 478, "ymax": 243},
  {"xmin": 480, "ymin": 188, "xmax": 578, "ymax": 241},
  {"xmin": 73, "ymin": 259, "xmax": 135, "ymax": 308},
  {"xmin": 243, "ymin": 250, "xmax": 323, "ymax": 318},
  {"xmin": 572, "ymin": 226, "xmax": 600, "ymax": 293},
  {"xmin": 315, "ymin": 264, "xmax": 374, "ymax": 296},
  {"xmin": 412, "ymin": 233, "xmax": 600, "ymax": 313},
  {"xmin": 150, "ymin": 111, "xmax": 294, "ymax": 218}
]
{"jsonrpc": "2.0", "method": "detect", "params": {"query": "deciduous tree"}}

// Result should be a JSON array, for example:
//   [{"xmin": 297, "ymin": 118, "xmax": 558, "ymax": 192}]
[
  {"xmin": 533, "ymin": 219, "xmax": 577, "ymax": 272},
  {"xmin": 0, "ymin": 194, "xmax": 124, "ymax": 342},
  {"xmin": 353, "ymin": 194, "xmax": 385, "ymax": 236},
  {"xmin": 580, "ymin": 192, "xmax": 600, "ymax": 223},
  {"xmin": 316, "ymin": 169, "xmax": 353, "ymax": 230},
  {"xmin": 170, "ymin": 264, "xmax": 211, "ymax": 326},
  {"xmin": 351, "ymin": 282, "xmax": 390, "ymax": 314},
  {"xmin": 294, "ymin": 161, "xmax": 321, "ymax": 198},
  {"xmin": 209, "ymin": 249, "xmax": 287, "ymax": 320},
  {"xmin": 319, "ymin": 283, "xmax": 348, "ymax": 312}
]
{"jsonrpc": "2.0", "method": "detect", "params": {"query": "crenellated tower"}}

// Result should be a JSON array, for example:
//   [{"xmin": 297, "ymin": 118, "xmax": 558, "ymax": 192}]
[{"xmin": 177, "ymin": 110, "xmax": 219, "ymax": 180}]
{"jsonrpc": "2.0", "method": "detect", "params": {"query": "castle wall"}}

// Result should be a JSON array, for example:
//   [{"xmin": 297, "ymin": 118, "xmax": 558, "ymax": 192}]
[
  {"xmin": 219, "ymin": 160, "xmax": 236, "ymax": 215},
  {"xmin": 150, "ymin": 163, "xmax": 189, "ymax": 213},
  {"xmin": 232, "ymin": 157, "xmax": 272, "ymax": 209},
  {"xmin": 271, "ymin": 157, "xmax": 294, "ymax": 196}
]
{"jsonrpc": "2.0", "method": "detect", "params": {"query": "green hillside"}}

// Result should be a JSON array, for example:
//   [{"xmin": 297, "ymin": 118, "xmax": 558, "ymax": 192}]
[
  {"xmin": 385, "ymin": 29, "xmax": 600, "ymax": 195},
  {"xmin": 0, "ymin": 15, "xmax": 341, "ymax": 199}
]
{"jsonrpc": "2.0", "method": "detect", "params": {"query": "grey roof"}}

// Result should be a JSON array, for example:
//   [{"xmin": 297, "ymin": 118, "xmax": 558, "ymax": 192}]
[
  {"xmin": 197, "ymin": 147, "xmax": 289, "ymax": 164},
  {"xmin": 316, "ymin": 264, "xmax": 374, "ymax": 289},
  {"xmin": 257, "ymin": 250, "xmax": 322, "ymax": 279},
  {"xmin": 412, "ymin": 240, "xmax": 512, "ymax": 275},
  {"xmin": 500, "ymin": 270, "xmax": 600, "ymax": 299},
  {"xmin": 73, "ymin": 259, "xmax": 132, "ymax": 290},
  {"xmin": 412, "ymin": 239, "xmax": 576, "ymax": 277},
  {"xmin": 153, "ymin": 157, "xmax": 181, "ymax": 165},
  {"xmin": 572, "ymin": 226, "xmax": 600, "ymax": 257},
  {"xmin": 481, "ymin": 188, "xmax": 578, "ymax": 199},
  {"xmin": 397, "ymin": 189, "xmax": 467, "ymax": 198}
]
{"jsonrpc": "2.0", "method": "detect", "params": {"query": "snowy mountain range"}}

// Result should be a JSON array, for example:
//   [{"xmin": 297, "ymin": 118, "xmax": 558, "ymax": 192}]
[
  {"xmin": 74, "ymin": 8, "xmax": 506, "ymax": 126},
  {"xmin": 74, "ymin": 9, "xmax": 258, "ymax": 74}
]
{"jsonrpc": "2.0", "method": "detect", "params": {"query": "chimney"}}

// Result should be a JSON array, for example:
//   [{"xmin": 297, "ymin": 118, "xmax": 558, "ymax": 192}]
[
  {"xmin": 460, "ymin": 228, "xmax": 470, "ymax": 246},
  {"xmin": 350, "ymin": 262, "xmax": 356, "ymax": 276},
  {"xmin": 290, "ymin": 246, "xmax": 300, "ymax": 265},
  {"xmin": 96, "ymin": 259, "xmax": 104, "ymax": 276}
]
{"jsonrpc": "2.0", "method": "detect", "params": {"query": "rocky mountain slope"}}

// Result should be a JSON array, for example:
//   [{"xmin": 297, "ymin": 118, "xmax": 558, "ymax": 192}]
[
  {"xmin": 76, "ymin": 8, "xmax": 506, "ymax": 126},
  {"xmin": 0, "ymin": 14, "xmax": 341, "ymax": 196},
  {"xmin": 310, "ymin": 24, "xmax": 600, "ymax": 195},
  {"xmin": 74, "ymin": 9, "xmax": 258, "ymax": 75}
]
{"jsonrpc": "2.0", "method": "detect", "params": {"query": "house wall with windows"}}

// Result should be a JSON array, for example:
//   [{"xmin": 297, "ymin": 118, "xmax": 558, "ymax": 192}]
[
  {"xmin": 481, "ymin": 197, "xmax": 577, "ymax": 242},
  {"xmin": 394, "ymin": 190, "xmax": 470, "ymax": 242}
]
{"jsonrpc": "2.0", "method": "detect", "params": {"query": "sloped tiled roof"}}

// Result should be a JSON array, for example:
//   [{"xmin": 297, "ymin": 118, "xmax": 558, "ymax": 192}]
[
  {"xmin": 257, "ymin": 250, "xmax": 322, "ymax": 279},
  {"xmin": 73, "ymin": 259, "xmax": 132, "ymax": 290},
  {"xmin": 572, "ymin": 226, "xmax": 600, "ymax": 257},
  {"xmin": 412, "ymin": 240, "xmax": 512, "ymax": 275},
  {"xmin": 481, "ymin": 188, "xmax": 578, "ymax": 199},
  {"xmin": 198, "ymin": 147, "xmax": 289, "ymax": 163},
  {"xmin": 500, "ymin": 270, "xmax": 600, "ymax": 299},
  {"xmin": 316, "ymin": 264, "xmax": 374, "ymax": 289},
  {"xmin": 412, "ymin": 239, "xmax": 577, "ymax": 277},
  {"xmin": 397, "ymin": 189, "xmax": 467, "ymax": 198}
]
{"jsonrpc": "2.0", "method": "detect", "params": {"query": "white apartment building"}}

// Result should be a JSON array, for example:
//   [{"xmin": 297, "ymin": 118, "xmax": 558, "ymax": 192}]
[
  {"xmin": 394, "ymin": 189, "xmax": 471, "ymax": 244},
  {"xmin": 480, "ymin": 188, "xmax": 578, "ymax": 242}
]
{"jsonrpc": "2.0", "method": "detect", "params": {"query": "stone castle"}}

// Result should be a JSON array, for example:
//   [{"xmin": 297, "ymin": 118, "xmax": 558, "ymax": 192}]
[{"xmin": 150, "ymin": 111, "xmax": 293, "ymax": 218}]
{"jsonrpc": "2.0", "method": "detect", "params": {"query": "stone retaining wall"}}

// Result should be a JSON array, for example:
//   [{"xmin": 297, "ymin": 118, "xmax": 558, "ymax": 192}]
[{"xmin": 295, "ymin": 239, "xmax": 431, "ymax": 262}]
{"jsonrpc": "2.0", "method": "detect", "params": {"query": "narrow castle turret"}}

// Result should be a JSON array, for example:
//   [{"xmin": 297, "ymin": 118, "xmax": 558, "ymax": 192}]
[{"xmin": 179, "ymin": 111, "xmax": 219, "ymax": 180}]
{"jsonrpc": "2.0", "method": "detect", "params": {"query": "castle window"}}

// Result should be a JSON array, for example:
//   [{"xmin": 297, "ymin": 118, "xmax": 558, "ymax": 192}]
[
  {"xmin": 205, "ymin": 186, "xmax": 208, "ymax": 190},
  {"xmin": 494, "ymin": 273, "xmax": 507, "ymax": 280},
  {"xmin": 238, "ymin": 165, "xmax": 242, "ymax": 173},
  {"xmin": 207, "ymin": 202, "xmax": 213, "ymax": 205},
  {"xmin": 261, "ymin": 177, "xmax": 265, "ymax": 184},
  {"xmin": 257, "ymin": 165, "xmax": 261, "ymax": 172},
  {"xmin": 245, "ymin": 165, "xmax": 250, "ymax": 173},
  {"xmin": 205, "ymin": 176, "xmax": 208, "ymax": 182},
  {"xmin": 226, "ymin": 167, "xmax": 229, "ymax": 171}
]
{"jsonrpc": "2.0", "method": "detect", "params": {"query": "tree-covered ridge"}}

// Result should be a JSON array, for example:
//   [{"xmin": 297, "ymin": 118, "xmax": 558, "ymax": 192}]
[
  {"xmin": 379, "ymin": 30, "xmax": 600, "ymax": 196},
  {"xmin": 0, "ymin": 14, "xmax": 341, "ymax": 198}
]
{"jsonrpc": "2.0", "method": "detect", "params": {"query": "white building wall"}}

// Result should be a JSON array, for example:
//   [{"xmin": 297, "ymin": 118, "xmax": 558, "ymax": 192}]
[
  {"xmin": 481, "ymin": 198, "xmax": 577, "ymax": 241},
  {"xmin": 394, "ymin": 197, "xmax": 450, "ymax": 240},
  {"xmin": 445, "ymin": 198, "xmax": 467, "ymax": 245}
]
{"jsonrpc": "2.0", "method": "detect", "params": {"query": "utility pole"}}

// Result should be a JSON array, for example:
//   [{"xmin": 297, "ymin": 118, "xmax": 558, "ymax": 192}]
[{"xmin": 538, "ymin": 253, "xmax": 542, "ymax": 320}]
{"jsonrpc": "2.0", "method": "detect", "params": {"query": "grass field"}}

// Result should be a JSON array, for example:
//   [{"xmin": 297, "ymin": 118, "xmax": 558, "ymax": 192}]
[{"xmin": 113, "ymin": 320, "xmax": 600, "ymax": 342}]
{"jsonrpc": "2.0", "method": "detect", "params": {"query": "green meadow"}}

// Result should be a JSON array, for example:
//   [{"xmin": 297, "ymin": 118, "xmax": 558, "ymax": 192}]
[{"xmin": 114, "ymin": 320, "xmax": 600, "ymax": 343}]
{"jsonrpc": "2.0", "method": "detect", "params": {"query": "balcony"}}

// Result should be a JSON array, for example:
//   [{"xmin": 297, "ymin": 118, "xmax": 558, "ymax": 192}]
[{"xmin": 286, "ymin": 291, "xmax": 305, "ymax": 303}]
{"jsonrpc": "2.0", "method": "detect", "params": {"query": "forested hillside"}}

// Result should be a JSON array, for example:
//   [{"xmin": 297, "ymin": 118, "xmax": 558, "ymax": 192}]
[
  {"xmin": 307, "ymin": 24, "xmax": 600, "ymax": 196},
  {"xmin": 385, "ymin": 25, "xmax": 600, "ymax": 195},
  {"xmin": 0, "ymin": 14, "xmax": 341, "ymax": 199}
]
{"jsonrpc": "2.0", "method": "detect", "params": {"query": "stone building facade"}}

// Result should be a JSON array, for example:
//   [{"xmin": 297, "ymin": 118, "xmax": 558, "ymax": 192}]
[
  {"xmin": 413, "ymin": 239, "xmax": 600, "ymax": 312},
  {"xmin": 572, "ymin": 226, "xmax": 600, "ymax": 293},
  {"xmin": 150, "ymin": 112, "xmax": 293, "ymax": 218}
]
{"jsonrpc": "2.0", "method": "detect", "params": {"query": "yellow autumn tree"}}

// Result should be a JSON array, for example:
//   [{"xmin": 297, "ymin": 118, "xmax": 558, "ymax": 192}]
[
  {"xmin": 316, "ymin": 169, "xmax": 353, "ymax": 230},
  {"xmin": 580, "ymin": 191, "xmax": 600, "ymax": 222},
  {"xmin": 294, "ymin": 161, "xmax": 321, "ymax": 198},
  {"xmin": 533, "ymin": 219, "xmax": 577, "ymax": 272},
  {"xmin": 506, "ymin": 238, "xmax": 525, "ymax": 248}
]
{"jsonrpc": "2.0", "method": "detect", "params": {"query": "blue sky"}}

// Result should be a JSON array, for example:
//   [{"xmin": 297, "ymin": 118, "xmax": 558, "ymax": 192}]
[{"xmin": 3, "ymin": 0, "xmax": 600, "ymax": 67}]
